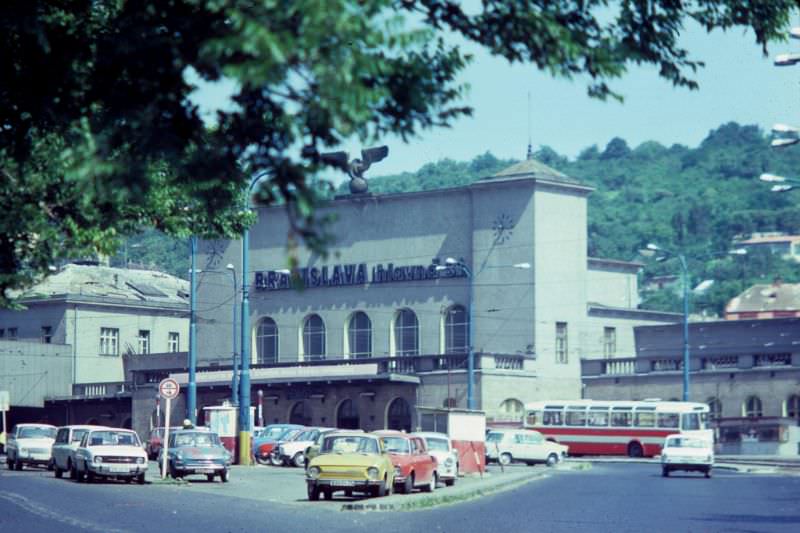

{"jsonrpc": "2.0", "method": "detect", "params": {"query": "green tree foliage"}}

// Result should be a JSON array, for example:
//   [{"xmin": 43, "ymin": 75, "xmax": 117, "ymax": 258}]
[{"xmin": 1, "ymin": 1, "xmax": 795, "ymax": 306}]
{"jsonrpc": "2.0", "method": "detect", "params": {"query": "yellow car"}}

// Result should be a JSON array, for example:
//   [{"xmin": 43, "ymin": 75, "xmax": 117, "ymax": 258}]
[{"xmin": 305, "ymin": 432, "xmax": 395, "ymax": 500}]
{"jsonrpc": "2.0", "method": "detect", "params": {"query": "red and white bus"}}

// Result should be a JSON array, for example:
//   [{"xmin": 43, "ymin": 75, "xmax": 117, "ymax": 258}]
[{"xmin": 523, "ymin": 400, "xmax": 712, "ymax": 457}]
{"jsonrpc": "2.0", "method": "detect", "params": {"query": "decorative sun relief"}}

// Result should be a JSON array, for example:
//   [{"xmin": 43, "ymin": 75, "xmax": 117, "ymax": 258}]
[{"xmin": 492, "ymin": 213, "xmax": 515, "ymax": 244}]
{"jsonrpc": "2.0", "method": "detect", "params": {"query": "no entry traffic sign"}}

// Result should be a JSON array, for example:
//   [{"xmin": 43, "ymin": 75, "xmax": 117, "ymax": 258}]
[{"xmin": 159, "ymin": 378, "xmax": 180, "ymax": 400}]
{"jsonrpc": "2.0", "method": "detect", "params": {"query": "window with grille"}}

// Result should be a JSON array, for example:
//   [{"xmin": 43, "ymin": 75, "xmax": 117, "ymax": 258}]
[
  {"xmin": 347, "ymin": 311, "xmax": 372, "ymax": 359},
  {"xmin": 603, "ymin": 327, "xmax": 616, "ymax": 358},
  {"xmin": 137, "ymin": 330, "xmax": 150, "ymax": 354},
  {"xmin": 302, "ymin": 314, "xmax": 325, "ymax": 360},
  {"xmin": 100, "ymin": 328, "xmax": 119, "ymax": 356},
  {"xmin": 707, "ymin": 397, "xmax": 722, "ymax": 420},
  {"xmin": 41, "ymin": 326, "xmax": 53, "ymax": 344},
  {"xmin": 394, "ymin": 309, "xmax": 419, "ymax": 356},
  {"xmin": 257, "ymin": 318, "xmax": 279, "ymax": 363},
  {"xmin": 444, "ymin": 305, "xmax": 469, "ymax": 354},
  {"xmin": 555, "ymin": 322, "xmax": 568, "ymax": 364},
  {"xmin": 168, "ymin": 332, "xmax": 180, "ymax": 353},
  {"xmin": 787, "ymin": 395, "xmax": 800, "ymax": 419},
  {"xmin": 744, "ymin": 396, "xmax": 762, "ymax": 418}
]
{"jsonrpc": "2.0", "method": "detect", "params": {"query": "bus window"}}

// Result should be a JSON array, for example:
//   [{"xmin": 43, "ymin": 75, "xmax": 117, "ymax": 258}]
[
  {"xmin": 525, "ymin": 411, "xmax": 542, "ymax": 426},
  {"xmin": 682, "ymin": 413, "xmax": 700, "ymax": 430},
  {"xmin": 565, "ymin": 410, "xmax": 586, "ymax": 426},
  {"xmin": 635, "ymin": 412, "xmax": 655, "ymax": 428},
  {"xmin": 657, "ymin": 413, "xmax": 679, "ymax": 429},
  {"xmin": 611, "ymin": 409, "xmax": 632, "ymax": 427},
  {"xmin": 543, "ymin": 410, "xmax": 563, "ymax": 426},
  {"xmin": 587, "ymin": 409, "xmax": 609, "ymax": 427}
]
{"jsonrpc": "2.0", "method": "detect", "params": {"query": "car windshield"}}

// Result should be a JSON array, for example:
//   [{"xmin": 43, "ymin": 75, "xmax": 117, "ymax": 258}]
[
  {"xmin": 486, "ymin": 432, "xmax": 504, "ymax": 443},
  {"xmin": 321, "ymin": 435, "xmax": 379, "ymax": 454},
  {"xmin": 72, "ymin": 429, "xmax": 89, "ymax": 443},
  {"xmin": 666, "ymin": 437, "xmax": 709, "ymax": 449},
  {"xmin": 19, "ymin": 426, "xmax": 56, "ymax": 439},
  {"xmin": 425, "ymin": 438, "xmax": 450, "ymax": 452},
  {"xmin": 265, "ymin": 426, "xmax": 291, "ymax": 439},
  {"xmin": 381, "ymin": 437, "xmax": 411, "ymax": 454},
  {"xmin": 87, "ymin": 430, "xmax": 139, "ymax": 447},
  {"xmin": 280, "ymin": 428, "xmax": 302, "ymax": 441},
  {"xmin": 172, "ymin": 432, "xmax": 220, "ymax": 447},
  {"xmin": 295, "ymin": 430, "xmax": 315, "ymax": 441}
]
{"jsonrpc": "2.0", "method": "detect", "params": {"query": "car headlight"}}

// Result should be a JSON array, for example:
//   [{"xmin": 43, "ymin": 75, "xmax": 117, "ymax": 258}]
[
  {"xmin": 445, "ymin": 457, "xmax": 454, "ymax": 467},
  {"xmin": 367, "ymin": 467, "xmax": 379, "ymax": 480},
  {"xmin": 94, "ymin": 456, "xmax": 103, "ymax": 464},
  {"xmin": 307, "ymin": 466, "xmax": 321, "ymax": 479},
  {"xmin": 394, "ymin": 466, "xmax": 401, "ymax": 476},
  {"xmin": 136, "ymin": 457, "xmax": 145, "ymax": 465}
]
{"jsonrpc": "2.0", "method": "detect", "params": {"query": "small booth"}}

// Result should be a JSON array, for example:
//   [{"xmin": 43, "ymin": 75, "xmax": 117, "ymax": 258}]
[
  {"xmin": 417, "ymin": 407, "xmax": 486, "ymax": 475},
  {"xmin": 204, "ymin": 404, "xmax": 238, "ymax": 456}
]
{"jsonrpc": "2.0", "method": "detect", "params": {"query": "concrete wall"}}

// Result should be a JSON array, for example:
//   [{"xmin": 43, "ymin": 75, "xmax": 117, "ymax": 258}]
[
  {"xmin": 0, "ymin": 340, "xmax": 72, "ymax": 407},
  {"xmin": 586, "ymin": 266, "xmax": 640, "ymax": 309}
]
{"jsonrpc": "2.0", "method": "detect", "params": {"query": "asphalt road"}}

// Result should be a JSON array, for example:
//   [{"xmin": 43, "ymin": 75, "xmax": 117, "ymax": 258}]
[{"xmin": 1, "ymin": 463, "xmax": 798, "ymax": 533}]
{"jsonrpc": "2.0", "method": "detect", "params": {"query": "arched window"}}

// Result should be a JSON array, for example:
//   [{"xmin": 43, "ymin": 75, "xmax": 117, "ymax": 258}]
[
  {"xmin": 394, "ymin": 309, "xmax": 419, "ymax": 356},
  {"xmin": 707, "ymin": 397, "xmax": 722, "ymax": 421},
  {"xmin": 347, "ymin": 311, "xmax": 372, "ymax": 359},
  {"xmin": 289, "ymin": 401, "xmax": 313, "ymax": 426},
  {"xmin": 256, "ymin": 317, "xmax": 278, "ymax": 364},
  {"xmin": 337, "ymin": 399, "xmax": 360, "ymax": 430},
  {"xmin": 302, "ymin": 314, "xmax": 325, "ymax": 360},
  {"xmin": 444, "ymin": 305, "xmax": 469, "ymax": 354},
  {"xmin": 498, "ymin": 398, "xmax": 524, "ymax": 421},
  {"xmin": 744, "ymin": 396, "xmax": 762, "ymax": 418},
  {"xmin": 787, "ymin": 395, "xmax": 800, "ymax": 419},
  {"xmin": 387, "ymin": 397, "xmax": 412, "ymax": 432}
]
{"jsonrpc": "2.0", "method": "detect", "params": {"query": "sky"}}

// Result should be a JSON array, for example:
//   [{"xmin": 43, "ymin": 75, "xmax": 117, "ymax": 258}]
[{"xmin": 191, "ymin": 16, "xmax": 800, "ymax": 179}]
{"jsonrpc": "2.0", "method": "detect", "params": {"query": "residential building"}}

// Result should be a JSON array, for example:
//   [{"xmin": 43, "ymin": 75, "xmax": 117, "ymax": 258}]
[{"xmin": 725, "ymin": 281, "xmax": 800, "ymax": 320}]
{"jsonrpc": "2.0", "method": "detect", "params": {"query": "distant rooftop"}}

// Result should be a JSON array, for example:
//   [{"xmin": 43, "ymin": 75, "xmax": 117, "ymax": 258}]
[
  {"xmin": 487, "ymin": 157, "xmax": 585, "ymax": 187},
  {"xmin": 736, "ymin": 234, "xmax": 800, "ymax": 245},
  {"xmin": 19, "ymin": 263, "xmax": 189, "ymax": 305},
  {"xmin": 725, "ymin": 282, "xmax": 800, "ymax": 314}
]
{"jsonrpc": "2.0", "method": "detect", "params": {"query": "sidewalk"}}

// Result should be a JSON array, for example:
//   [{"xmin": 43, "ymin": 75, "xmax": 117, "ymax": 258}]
[{"xmin": 568, "ymin": 455, "xmax": 800, "ymax": 475}]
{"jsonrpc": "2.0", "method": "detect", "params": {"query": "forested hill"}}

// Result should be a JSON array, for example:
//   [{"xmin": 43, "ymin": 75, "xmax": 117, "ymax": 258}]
[{"xmin": 356, "ymin": 122, "xmax": 800, "ymax": 315}]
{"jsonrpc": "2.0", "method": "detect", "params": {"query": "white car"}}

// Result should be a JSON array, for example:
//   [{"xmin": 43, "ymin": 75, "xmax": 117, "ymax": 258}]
[
  {"xmin": 413, "ymin": 432, "xmax": 459, "ymax": 486},
  {"xmin": 278, "ymin": 427, "xmax": 335, "ymax": 467},
  {"xmin": 660, "ymin": 434, "xmax": 714, "ymax": 478},
  {"xmin": 51, "ymin": 425, "xmax": 108, "ymax": 479},
  {"xmin": 5, "ymin": 423, "xmax": 57, "ymax": 470},
  {"xmin": 485, "ymin": 429, "xmax": 568, "ymax": 466},
  {"xmin": 72, "ymin": 428, "xmax": 148, "ymax": 484}
]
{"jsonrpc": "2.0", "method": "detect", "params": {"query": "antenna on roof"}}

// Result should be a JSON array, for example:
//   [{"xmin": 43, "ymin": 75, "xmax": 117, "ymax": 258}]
[{"xmin": 526, "ymin": 90, "xmax": 534, "ymax": 160}]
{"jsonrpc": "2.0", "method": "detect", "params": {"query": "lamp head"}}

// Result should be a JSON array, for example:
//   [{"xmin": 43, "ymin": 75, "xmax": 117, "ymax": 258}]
[{"xmin": 225, "ymin": 263, "xmax": 235, "ymax": 271}]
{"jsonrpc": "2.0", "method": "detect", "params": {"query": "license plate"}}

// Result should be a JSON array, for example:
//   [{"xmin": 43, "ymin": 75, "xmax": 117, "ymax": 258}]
[
  {"xmin": 329, "ymin": 480, "xmax": 356, "ymax": 487},
  {"xmin": 109, "ymin": 466, "xmax": 129, "ymax": 473},
  {"xmin": 196, "ymin": 468, "xmax": 215, "ymax": 474}
]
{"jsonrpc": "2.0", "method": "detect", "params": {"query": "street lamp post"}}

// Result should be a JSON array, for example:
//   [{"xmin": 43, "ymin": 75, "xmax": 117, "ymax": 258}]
[
  {"xmin": 188, "ymin": 236, "xmax": 198, "ymax": 424},
  {"xmin": 437, "ymin": 258, "xmax": 531, "ymax": 410},
  {"xmin": 226, "ymin": 264, "xmax": 239, "ymax": 405}
]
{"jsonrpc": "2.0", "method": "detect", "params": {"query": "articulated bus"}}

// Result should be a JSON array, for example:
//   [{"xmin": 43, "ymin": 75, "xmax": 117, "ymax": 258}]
[{"xmin": 523, "ymin": 400, "xmax": 712, "ymax": 457}]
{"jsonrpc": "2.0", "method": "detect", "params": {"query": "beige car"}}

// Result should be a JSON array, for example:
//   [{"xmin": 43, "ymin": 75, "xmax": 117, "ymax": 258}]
[
  {"xmin": 486, "ymin": 429, "xmax": 568, "ymax": 466},
  {"xmin": 5, "ymin": 423, "xmax": 57, "ymax": 470},
  {"xmin": 51, "ymin": 425, "xmax": 108, "ymax": 479}
]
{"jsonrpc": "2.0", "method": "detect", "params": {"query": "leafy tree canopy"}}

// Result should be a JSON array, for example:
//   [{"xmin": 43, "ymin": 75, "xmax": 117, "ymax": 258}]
[{"xmin": 1, "ymin": 0, "xmax": 795, "ymax": 306}]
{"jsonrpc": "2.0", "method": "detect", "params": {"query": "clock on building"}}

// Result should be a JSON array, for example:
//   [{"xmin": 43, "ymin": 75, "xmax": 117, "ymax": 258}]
[
  {"xmin": 492, "ymin": 213, "xmax": 515, "ymax": 244},
  {"xmin": 203, "ymin": 239, "xmax": 226, "ymax": 270}
]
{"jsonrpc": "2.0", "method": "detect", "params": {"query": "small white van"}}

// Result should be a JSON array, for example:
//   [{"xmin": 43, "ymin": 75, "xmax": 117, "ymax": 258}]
[{"xmin": 486, "ymin": 429, "xmax": 568, "ymax": 466}]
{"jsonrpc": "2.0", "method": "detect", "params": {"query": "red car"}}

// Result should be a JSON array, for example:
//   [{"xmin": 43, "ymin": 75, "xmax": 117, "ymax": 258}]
[{"xmin": 374, "ymin": 430, "xmax": 437, "ymax": 494}]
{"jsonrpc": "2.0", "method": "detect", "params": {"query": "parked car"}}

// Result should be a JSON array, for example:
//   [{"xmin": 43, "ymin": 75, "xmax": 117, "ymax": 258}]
[
  {"xmin": 159, "ymin": 429, "xmax": 232, "ymax": 482},
  {"xmin": 413, "ymin": 431, "xmax": 459, "ymax": 487},
  {"xmin": 72, "ymin": 428, "xmax": 148, "ymax": 484},
  {"xmin": 305, "ymin": 431, "xmax": 395, "ymax": 500},
  {"xmin": 254, "ymin": 424, "xmax": 304, "ymax": 465},
  {"xmin": 146, "ymin": 426, "xmax": 181, "ymax": 460},
  {"xmin": 5, "ymin": 423, "xmax": 57, "ymax": 470},
  {"xmin": 373, "ymin": 430, "xmax": 437, "ymax": 494},
  {"xmin": 277, "ymin": 427, "xmax": 334, "ymax": 467},
  {"xmin": 51, "ymin": 425, "xmax": 108, "ymax": 479},
  {"xmin": 485, "ymin": 429, "xmax": 568, "ymax": 466},
  {"xmin": 304, "ymin": 428, "xmax": 362, "ymax": 469},
  {"xmin": 660, "ymin": 434, "xmax": 714, "ymax": 478}
]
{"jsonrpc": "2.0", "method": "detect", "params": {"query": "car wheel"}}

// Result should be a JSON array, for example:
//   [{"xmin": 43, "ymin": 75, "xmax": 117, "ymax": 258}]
[
  {"xmin": 705, "ymin": 469, "xmax": 712, "ymax": 479},
  {"xmin": 6, "ymin": 457, "xmax": 12, "ymax": 470},
  {"xmin": 662, "ymin": 466, "xmax": 669, "ymax": 478},
  {"xmin": 546, "ymin": 454, "xmax": 559, "ymax": 467},
  {"xmin": 86, "ymin": 470, "xmax": 96, "ymax": 483},
  {"xmin": 68, "ymin": 461, "xmax": 76, "ymax": 480},
  {"xmin": 14, "ymin": 459, "xmax": 23, "ymax": 471},
  {"xmin": 136, "ymin": 473, "xmax": 146, "ymax": 485},
  {"xmin": 402, "ymin": 473, "xmax": 414, "ymax": 494},
  {"xmin": 54, "ymin": 465, "xmax": 63, "ymax": 478},
  {"xmin": 206, "ymin": 474, "xmax": 215, "ymax": 482},
  {"xmin": 323, "ymin": 488, "xmax": 333, "ymax": 500},
  {"xmin": 73, "ymin": 464, "xmax": 83, "ymax": 483},
  {"xmin": 292, "ymin": 452, "xmax": 305, "ymax": 468},
  {"xmin": 220, "ymin": 468, "xmax": 230, "ymax": 483},
  {"xmin": 255, "ymin": 454, "xmax": 271, "ymax": 466},
  {"xmin": 47, "ymin": 459, "xmax": 55, "ymax": 472},
  {"xmin": 499, "ymin": 453, "xmax": 512, "ymax": 466},
  {"xmin": 627, "ymin": 442, "xmax": 644, "ymax": 458},
  {"xmin": 424, "ymin": 473, "xmax": 437, "ymax": 493},
  {"xmin": 269, "ymin": 453, "xmax": 282, "ymax": 467},
  {"xmin": 307, "ymin": 483, "xmax": 319, "ymax": 501},
  {"xmin": 169, "ymin": 463, "xmax": 182, "ymax": 479}
]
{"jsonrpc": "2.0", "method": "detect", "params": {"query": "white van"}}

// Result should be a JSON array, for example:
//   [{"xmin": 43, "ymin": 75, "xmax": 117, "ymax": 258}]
[
  {"xmin": 51, "ymin": 425, "xmax": 108, "ymax": 479},
  {"xmin": 660, "ymin": 434, "xmax": 714, "ymax": 478},
  {"xmin": 486, "ymin": 428, "xmax": 568, "ymax": 466}
]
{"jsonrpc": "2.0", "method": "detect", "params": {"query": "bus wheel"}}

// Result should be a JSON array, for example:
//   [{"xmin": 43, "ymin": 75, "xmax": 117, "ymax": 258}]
[{"xmin": 627, "ymin": 442, "xmax": 643, "ymax": 458}]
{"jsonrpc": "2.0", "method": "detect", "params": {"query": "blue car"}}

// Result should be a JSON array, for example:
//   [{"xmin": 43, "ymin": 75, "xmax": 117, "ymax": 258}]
[
  {"xmin": 159, "ymin": 430, "xmax": 232, "ymax": 482},
  {"xmin": 253, "ymin": 424, "xmax": 304, "ymax": 465}
]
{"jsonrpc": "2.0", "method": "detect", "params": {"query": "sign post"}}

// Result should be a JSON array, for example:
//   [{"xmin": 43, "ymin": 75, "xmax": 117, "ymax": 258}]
[
  {"xmin": 0, "ymin": 391, "xmax": 9, "ymax": 451},
  {"xmin": 158, "ymin": 378, "xmax": 180, "ymax": 479}
]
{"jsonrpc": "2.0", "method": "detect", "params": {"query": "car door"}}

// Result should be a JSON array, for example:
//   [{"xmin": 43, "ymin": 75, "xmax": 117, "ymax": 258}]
[
  {"xmin": 525, "ymin": 432, "xmax": 546, "ymax": 461},
  {"xmin": 414, "ymin": 438, "xmax": 433, "ymax": 482},
  {"xmin": 53, "ymin": 428, "xmax": 69, "ymax": 469}
]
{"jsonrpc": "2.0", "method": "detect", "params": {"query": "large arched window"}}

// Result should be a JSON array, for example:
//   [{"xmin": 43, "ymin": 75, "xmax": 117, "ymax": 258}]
[
  {"xmin": 744, "ymin": 396, "xmax": 763, "ymax": 418},
  {"xmin": 786, "ymin": 395, "xmax": 800, "ymax": 419},
  {"xmin": 302, "ymin": 314, "xmax": 326, "ymax": 360},
  {"xmin": 337, "ymin": 399, "xmax": 360, "ymax": 430},
  {"xmin": 707, "ymin": 397, "xmax": 722, "ymax": 421},
  {"xmin": 444, "ymin": 305, "xmax": 469, "ymax": 354},
  {"xmin": 256, "ymin": 317, "xmax": 278, "ymax": 364},
  {"xmin": 394, "ymin": 309, "xmax": 419, "ymax": 356},
  {"xmin": 498, "ymin": 398, "xmax": 524, "ymax": 421},
  {"xmin": 387, "ymin": 397, "xmax": 412, "ymax": 432},
  {"xmin": 289, "ymin": 401, "xmax": 313, "ymax": 426},
  {"xmin": 347, "ymin": 311, "xmax": 372, "ymax": 359}
]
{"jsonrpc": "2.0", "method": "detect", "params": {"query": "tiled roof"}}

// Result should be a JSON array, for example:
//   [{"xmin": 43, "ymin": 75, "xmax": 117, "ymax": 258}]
[
  {"xmin": 20, "ymin": 263, "xmax": 189, "ymax": 305},
  {"xmin": 488, "ymin": 158, "xmax": 584, "ymax": 186},
  {"xmin": 736, "ymin": 235, "xmax": 800, "ymax": 244},
  {"xmin": 725, "ymin": 283, "xmax": 800, "ymax": 313}
]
